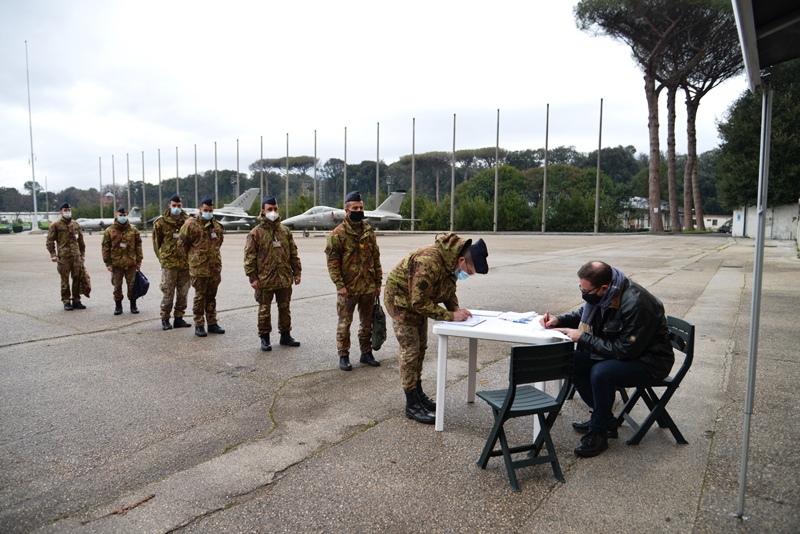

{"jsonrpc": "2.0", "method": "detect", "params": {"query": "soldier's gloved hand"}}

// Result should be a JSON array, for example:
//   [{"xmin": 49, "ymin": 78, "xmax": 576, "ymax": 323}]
[{"xmin": 51, "ymin": 256, "xmax": 57, "ymax": 263}]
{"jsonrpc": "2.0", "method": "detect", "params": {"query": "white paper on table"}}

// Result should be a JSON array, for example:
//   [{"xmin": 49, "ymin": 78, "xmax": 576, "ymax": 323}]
[
  {"xmin": 440, "ymin": 316, "xmax": 486, "ymax": 327},
  {"xmin": 497, "ymin": 311, "xmax": 538, "ymax": 323},
  {"xmin": 469, "ymin": 309, "xmax": 502, "ymax": 317}
]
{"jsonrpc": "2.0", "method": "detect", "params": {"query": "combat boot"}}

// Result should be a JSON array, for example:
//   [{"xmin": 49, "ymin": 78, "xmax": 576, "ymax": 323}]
[
  {"xmin": 114, "ymin": 300, "xmax": 123, "ymax": 315},
  {"xmin": 162, "ymin": 319, "xmax": 173, "ymax": 330},
  {"xmin": 64, "ymin": 301, "xmax": 73, "ymax": 311},
  {"xmin": 405, "ymin": 389, "xmax": 435, "ymax": 424},
  {"xmin": 416, "ymin": 381, "xmax": 436, "ymax": 412},
  {"xmin": 130, "ymin": 299, "xmax": 139, "ymax": 314},
  {"xmin": 71, "ymin": 300, "xmax": 86, "ymax": 310},
  {"xmin": 208, "ymin": 324, "xmax": 225, "ymax": 334},
  {"xmin": 360, "ymin": 352, "xmax": 380, "ymax": 367},
  {"xmin": 279, "ymin": 332, "xmax": 300, "ymax": 347},
  {"xmin": 173, "ymin": 316, "xmax": 191, "ymax": 328},
  {"xmin": 195, "ymin": 326, "xmax": 207, "ymax": 337},
  {"xmin": 260, "ymin": 334, "xmax": 272, "ymax": 351}
]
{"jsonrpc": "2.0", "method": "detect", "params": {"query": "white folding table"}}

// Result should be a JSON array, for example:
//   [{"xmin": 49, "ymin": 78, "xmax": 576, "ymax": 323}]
[{"xmin": 432, "ymin": 316, "xmax": 569, "ymax": 431}]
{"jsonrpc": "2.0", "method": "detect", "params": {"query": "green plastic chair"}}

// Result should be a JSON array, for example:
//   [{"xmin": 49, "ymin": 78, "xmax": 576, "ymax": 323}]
[{"xmin": 476, "ymin": 342, "xmax": 574, "ymax": 492}]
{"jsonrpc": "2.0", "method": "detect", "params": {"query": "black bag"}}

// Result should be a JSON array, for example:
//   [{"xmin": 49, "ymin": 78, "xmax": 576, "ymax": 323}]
[
  {"xmin": 132, "ymin": 269, "xmax": 150, "ymax": 299},
  {"xmin": 372, "ymin": 296, "xmax": 387, "ymax": 351}
]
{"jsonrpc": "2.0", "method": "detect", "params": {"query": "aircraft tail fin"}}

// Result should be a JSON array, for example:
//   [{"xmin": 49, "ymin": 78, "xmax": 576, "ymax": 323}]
[
  {"xmin": 375, "ymin": 191, "xmax": 406, "ymax": 214},
  {"xmin": 224, "ymin": 188, "xmax": 260, "ymax": 211},
  {"xmin": 129, "ymin": 207, "xmax": 141, "ymax": 219}
]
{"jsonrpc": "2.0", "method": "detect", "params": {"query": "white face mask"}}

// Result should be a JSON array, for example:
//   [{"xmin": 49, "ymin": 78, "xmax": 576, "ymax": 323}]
[
  {"xmin": 170, "ymin": 207, "xmax": 182, "ymax": 216},
  {"xmin": 201, "ymin": 211, "xmax": 214, "ymax": 220},
  {"xmin": 265, "ymin": 211, "xmax": 279, "ymax": 222},
  {"xmin": 62, "ymin": 211, "xmax": 71, "ymax": 219}
]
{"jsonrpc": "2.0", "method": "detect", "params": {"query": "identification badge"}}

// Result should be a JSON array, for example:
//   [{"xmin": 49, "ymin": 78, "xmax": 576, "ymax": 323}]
[
  {"xmin": 359, "ymin": 243, "xmax": 365, "ymax": 249},
  {"xmin": 74, "ymin": 234, "xmax": 79, "ymax": 240},
  {"xmin": 273, "ymin": 239, "xmax": 281, "ymax": 248},
  {"xmin": 120, "ymin": 243, "xmax": 127, "ymax": 248},
  {"xmin": 211, "ymin": 232, "xmax": 217, "ymax": 239},
  {"xmin": 173, "ymin": 232, "xmax": 179, "ymax": 239}
]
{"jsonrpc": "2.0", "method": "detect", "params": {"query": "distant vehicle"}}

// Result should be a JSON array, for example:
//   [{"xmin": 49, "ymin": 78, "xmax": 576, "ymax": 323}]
[
  {"xmin": 717, "ymin": 220, "xmax": 732, "ymax": 233},
  {"xmin": 182, "ymin": 188, "xmax": 260, "ymax": 229},
  {"xmin": 0, "ymin": 222, "xmax": 11, "ymax": 234},
  {"xmin": 282, "ymin": 191, "xmax": 409, "ymax": 235},
  {"xmin": 76, "ymin": 207, "xmax": 142, "ymax": 231}
]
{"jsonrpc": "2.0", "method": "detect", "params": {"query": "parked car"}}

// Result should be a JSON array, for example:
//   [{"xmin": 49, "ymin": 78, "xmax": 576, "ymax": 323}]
[
  {"xmin": 718, "ymin": 220, "xmax": 732, "ymax": 233},
  {"xmin": 0, "ymin": 222, "xmax": 12, "ymax": 234}
]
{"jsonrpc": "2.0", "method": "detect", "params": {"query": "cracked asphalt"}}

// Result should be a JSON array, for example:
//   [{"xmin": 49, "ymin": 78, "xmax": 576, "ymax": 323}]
[{"xmin": 0, "ymin": 231, "xmax": 798, "ymax": 533}]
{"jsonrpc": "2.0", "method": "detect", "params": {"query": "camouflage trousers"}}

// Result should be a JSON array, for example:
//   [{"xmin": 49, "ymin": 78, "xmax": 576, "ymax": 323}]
[
  {"xmin": 255, "ymin": 286, "xmax": 292, "ymax": 336},
  {"xmin": 384, "ymin": 287, "xmax": 427, "ymax": 391},
  {"xmin": 57, "ymin": 256, "xmax": 82, "ymax": 303},
  {"xmin": 159, "ymin": 268, "xmax": 191, "ymax": 320},
  {"xmin": 191, "ymin": 274, "xmax": 221, "ymax": 327},
  {"xmin": 111, "ymin": 266, "xmax": 136, "ymax": 301},
  {"xmin": 336, "ymin": 292, "xmax": 375, "ymax": 357}
]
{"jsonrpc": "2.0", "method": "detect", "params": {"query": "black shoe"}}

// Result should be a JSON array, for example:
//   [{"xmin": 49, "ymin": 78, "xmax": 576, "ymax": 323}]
[
  {"xmin": 173, "ymin": 317, "xmax": 191, "ymax": 328},
  {"xmin": 63, "ymin": 302, "xmax": 73, "ymax": 311},
  {"xmin": 114, "ymin": 300, "xmax": 123, "ymax": 315},
  {"xmin": 405, "ymin": 390, "xmax": 435, "ymax": 424},
  {"xmin": 572, "ymin": 419, "xmax": 618, "ymax": 439},
  {"xmin": 130, "ymin": 299, "xmax": 139, "ymax": 314},
  {"xmin": 162, "ymin": 319, "xmax": 173, "ymax": 331},
  {"xmin": 279, "ymin": 332, "xmax": 300, "ymax": 346},
  {"xmin": 574, "ymin": 430, "xmax": 609, "ymax": 458},
  {"xmin": 359, "ymin": 352, "xmax": 380, "ymax": 367},
  {"xmin": 261, "ymin": 334, "xmax": 272, "ymax": 351},
  {"xmin": 339, "ymin": 356, "xmax": 352, "ymax": 371},
  {"xmin": 71, "ymin": 301, "xmax": 86, "ymax": 310},
  {"xmin": 208, "ymin": 324, "xmax": 225, "ymax": 334},
  {"xmin": 195, "ymin": 326, "xmax": 207, "ymax": 337},
  {"xmin": 415, "ymin": 381, "xmax": 436, "ymax": 412}
]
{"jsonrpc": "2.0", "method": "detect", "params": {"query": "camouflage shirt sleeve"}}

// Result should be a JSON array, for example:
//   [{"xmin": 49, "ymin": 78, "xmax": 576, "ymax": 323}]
[
  {"xmin": 46, "ymin": 223, "xmax": 57, "ymax": 256},
  {"xmin": 152, "ymin": 220, "xmax": 162, "ymax": 262},
  {"xmin": 101, "ymin": 229, "xmax": 112, "ymax": 265},
  {"xmin": 135, "ymin": 229, "xmax": 143, "ymax": 265},
  {"xmin": 77, "ymin": 225, "xmax": 85, "ymax": 257},
  {"xmin": 243, "ymin": 229, "xmax": 258, "ymax": 279},
  {"xmin": 371, "ymin": 233, "xmax": 382, "ymax": 286},
  {"xmin": 325, "ymin": 232, "xmax": 344, "ymax": 290},
  {"xmin": 408, "ymin": 258, "xmax": 454, "ymax": 321}
]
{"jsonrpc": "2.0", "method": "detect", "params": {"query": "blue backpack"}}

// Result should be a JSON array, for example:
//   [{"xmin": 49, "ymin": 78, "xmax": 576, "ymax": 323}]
[{"xmin": 133, "ymin": 270, "xmax": 150, "ymax": 299}]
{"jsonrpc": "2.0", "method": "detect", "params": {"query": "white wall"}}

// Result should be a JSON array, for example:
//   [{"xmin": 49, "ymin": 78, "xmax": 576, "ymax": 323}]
[{"xmin": 732, "ymin": 204, "xmax": 800, "ymax": 240}]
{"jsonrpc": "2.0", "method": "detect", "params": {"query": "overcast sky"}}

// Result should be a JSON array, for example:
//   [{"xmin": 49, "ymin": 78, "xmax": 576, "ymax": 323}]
[{"xmin": 0, "ymin": 0, "xmax": 747, "ymax": 197}]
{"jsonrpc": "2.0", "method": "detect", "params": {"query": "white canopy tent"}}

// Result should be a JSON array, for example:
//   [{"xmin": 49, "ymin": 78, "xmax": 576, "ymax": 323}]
[{"xmin": 730, "ymin": 0, "xmax": 800, "ymax": 518}]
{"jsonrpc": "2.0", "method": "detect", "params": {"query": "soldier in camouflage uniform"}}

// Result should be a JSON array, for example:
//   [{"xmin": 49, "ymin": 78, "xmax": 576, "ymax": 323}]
[
  {"xmin": 244, "ymin": 195, "xmax": 302, "ymax": 351},
  {"xmin": 102, "ymin": 206, "xmax": 143, "ymax": 315},
  {"xmin": 325, "ymin": 191, "xmax": 382, "ymax": 371},
  {"xmin": 178, "ymin": 196, "xmax": 225, "ymax": 337},
  {"xmin": 384, "ymin": 233, "xmax": 489, "ymax": 424},
  {"xmin": 153, "ymin": 193, "xmax": 192, "ymax": 330},
  {"xmin": 46, "ymin": 202, "xmax": 87, "ymax": 311}
]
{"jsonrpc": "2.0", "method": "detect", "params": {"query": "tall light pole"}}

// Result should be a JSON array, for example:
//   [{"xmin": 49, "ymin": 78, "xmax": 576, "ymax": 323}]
[{"xmin": 24, "ymin": 41, "xmax": 39, "ymax": 230}]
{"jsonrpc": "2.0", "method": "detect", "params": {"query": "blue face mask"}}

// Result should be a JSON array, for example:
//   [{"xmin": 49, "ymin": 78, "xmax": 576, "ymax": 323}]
[
  {"xmin": 117, "ymin": 216, "xmax": 128, "ymax": 224},
  {"xmin": 170, "ymin": 207, "xmax": 182, "ymax": 216},
  {"xmin": 201, "ymin": 211, "xmax": 214, "ymax": 220},
  {"xmin": 455, "ymin": 269, "xmax": 470, "ymax": 281}
]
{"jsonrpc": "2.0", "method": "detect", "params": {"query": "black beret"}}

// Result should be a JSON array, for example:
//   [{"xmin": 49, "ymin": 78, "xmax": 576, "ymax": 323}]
[
  {"xmin": 116, "ymin": 206, "xmax": 127, "ymax": 214},
  {"xmin": 59, "ymin": 202, "xmax": 70, "ymax": 210},
  {"xmin": 470, "ymin": 238, "xmax": 489, "ymax": 274},
  {"xmin": 345, "ymin": 191, "xmax": 361, "ymax": 203},
  {"xmin": 201, "ymin": 196, "xmax": 214, "ymax": 207},
  {"xmin": 262, "ymin": 195, "xmax": 277, "ymax": 206},
  {"xmin": 169, "ymin": 194, "xmax": 181, "ymax": 203}
]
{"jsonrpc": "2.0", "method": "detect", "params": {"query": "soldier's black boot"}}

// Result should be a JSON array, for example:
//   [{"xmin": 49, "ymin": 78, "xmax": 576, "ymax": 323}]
[
  {"xmin": 279, "ymin": 332, "xmax": 300, "ymax": 347},
  {"xmin": 360, "ymin": 352, "xmax": 380, "ymax": 367},
  {"xmin": 260, "ymin": 334, "xmax": 272, "ymax": 351},
  {"xmin": 71, "ymin": 300, "xmax": 86, "ymax": 310},
  {"xmin": 405, "ymin": 389, "xmax": 435, "ymax": 424},
  {"xmin": 339, "ymin": 356, "xmax": 352, "ymax": 371},
  {"xmin": 416, "ymin": 381, "xmax": 436, "ymax": 412},
  {"xmin": 162, "ymin": 319, "xmax": 173, "ymax": 330},
  {"xmin": 130, "ymin": 299, "xmax": 139, "ymax": 314},
  {"xmin": 208, "ymin": 324, "xmax": 225, "ymax": 334},
  {"xmin": 64, "ymin": 301, "xmax": 74, "ymax": 311},
  {"xmin": 195, "ymin": 326, "xmax": 207, "ymax": 337},
  {"xmin": 173, "ymin": 317, "xmax": 191, "ymax": 328},
  {"xmin": 114, "ymin": 300, "xmax": 123, "ymax": 315}
]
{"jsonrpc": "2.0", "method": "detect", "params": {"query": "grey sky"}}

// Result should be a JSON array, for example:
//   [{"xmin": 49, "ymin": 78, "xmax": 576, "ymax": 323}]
[{"xmin": 0, "ymin": 0, "xmax": 746, "ymax": 196}]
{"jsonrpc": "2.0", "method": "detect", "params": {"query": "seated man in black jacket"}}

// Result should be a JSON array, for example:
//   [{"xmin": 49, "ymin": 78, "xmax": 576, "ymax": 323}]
[{"xmin": 541, "ymin": 261, "xmax": 674, "ymax": 458}]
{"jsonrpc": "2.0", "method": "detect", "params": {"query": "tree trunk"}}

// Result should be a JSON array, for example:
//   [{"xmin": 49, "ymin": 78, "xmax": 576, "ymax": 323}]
[
  {"xmin": 683, "ymin": 90, "xmax": 696, "ymax": 230},
  {"xmin": 686, "ymin": 97, "xmax": 705, "ymax": 231},
  {"xmin": 666, "ymin": 86, "xmax": 681, "ymax": 232},
  {"xmin": 435, "ymin": 170, "xmax": 440, "ymax": 203},
  {"xmin": 646, "ymin": 72, "xmax": 664, "ymax": 232}
]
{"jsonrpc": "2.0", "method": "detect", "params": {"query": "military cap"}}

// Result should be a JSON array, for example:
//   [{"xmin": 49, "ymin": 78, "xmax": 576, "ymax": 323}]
[
  {"xmin": 262, "ymin": 195, "xmax": 277, "ymax": 206},
  {"xmin": 201, "ymin": 196, "xmax": 214, "ymax": 206},
  {"xmin": 116, "ymin": 206, "xmax": 127, "ymax": 214},
  {"xmin": 59, "ymin": 202, "xmax": 71, "ymax": 210},
  {"xmin": 169, "ymin": 193, "xmax": 181, "ymax": 203},
  {"xmin": 345, "ymin": 191, "xmax": 361, "ymax": 203},
  {"xmin": 470, "ymin": 238, "xmax": 489, "ymax": 274}
]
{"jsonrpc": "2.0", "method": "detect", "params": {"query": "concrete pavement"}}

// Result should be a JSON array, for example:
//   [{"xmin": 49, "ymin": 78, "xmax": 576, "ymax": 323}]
[{"xmin": 0, "ymin": 231, "xmax": 797, "ymax": 533}]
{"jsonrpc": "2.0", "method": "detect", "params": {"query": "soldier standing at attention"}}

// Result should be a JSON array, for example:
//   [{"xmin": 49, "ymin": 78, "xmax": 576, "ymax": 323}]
[
  {"xmin": 46, "ymin": 202, "xmax": 87, "ymax": 310},
  {"xmin": 153, "ymin": 194, "xmax": 192, "ymax": 330},
  {"xmin": 325, "ymin": 191, "xmax": 382, "ymax": 371},
  {"xmin": 178, "ymin": 196, "xmax": 225, "ymax": 337},
  {"xmin": 244, "ymin": 195, "xmax": 302, "ymax": 351},
  {"xmin": 384, "ymin": 233, "xmax": 489, "ymax": 424},
  {"xmin": 102, "ymin": 206, "xmax": 143, "ymax": 315}
]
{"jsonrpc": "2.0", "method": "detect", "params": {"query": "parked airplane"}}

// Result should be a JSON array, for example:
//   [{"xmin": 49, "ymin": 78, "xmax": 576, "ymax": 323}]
[
  {"xmin": 282, "ymin": 191, "xmax": 408, "ymax": 234},
  {"xmin": 183, "ymin": 188, "xmax": 260, "ymax": 229},
  {"xmin": 76, "ymin": 207, "xmax": 142, "ymax": 231}
]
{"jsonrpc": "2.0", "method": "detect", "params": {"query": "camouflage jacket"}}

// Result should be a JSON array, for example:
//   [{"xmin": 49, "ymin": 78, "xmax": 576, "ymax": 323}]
[
  {"xmin": 178, "ymin": 216, "xmax": 224, "ymax": 277},
  {"xmin": 101, "ymin": 221, "xmax": 143, "ymax": 269},
  {"xmin": 152, "ymin": 209, "xmax": 190, "ymax": 270},
  {"xmin": 244, "ymin": 216, "xmax": 301, "ymax": 290},
  {"xmin": 385, "ymin": 232, "xmax": 466, "ymax": 322},
  {"xmin": 325, "ymin": 219, "xmax": 381, "ymax": 294},
  {"xmin": 46, "ymin": 217, "xmax": 85, "ymax": 259}
]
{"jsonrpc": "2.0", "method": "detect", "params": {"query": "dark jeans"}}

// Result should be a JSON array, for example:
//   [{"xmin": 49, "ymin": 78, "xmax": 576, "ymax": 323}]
[{"xmin": 572, "ymin": 350, "xmax": 656, "ymax": 432}]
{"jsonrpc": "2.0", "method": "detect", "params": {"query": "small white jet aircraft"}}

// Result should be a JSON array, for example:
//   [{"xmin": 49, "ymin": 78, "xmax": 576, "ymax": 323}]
[
  {"xmin": 76, "ymin": 207, "xmax": 143, "ymax": 231},
  {"xmin": 282, "ymin": 191, "xmax": 408, "ymax": 234},
  {"xmin": 183, "ymin": 188, "xmax": 261, "ymax": 229}
]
